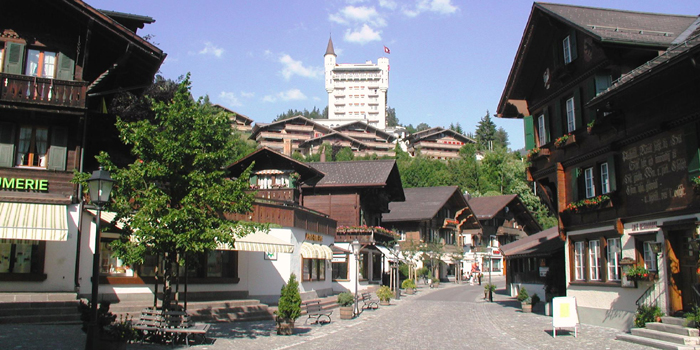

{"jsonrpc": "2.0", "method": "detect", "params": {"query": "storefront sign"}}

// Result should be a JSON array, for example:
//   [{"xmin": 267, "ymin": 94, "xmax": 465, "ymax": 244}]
[
  {"xmin": 629, "ymin": 221, "xmax": 658, "ymax": 233},
  {"xmin": 0, "ymin": 177, "xmax": 49, "ymax": 191},
  {"xmin": 305, "ymin": 233, "xmax": 323, "ymax": 242}
]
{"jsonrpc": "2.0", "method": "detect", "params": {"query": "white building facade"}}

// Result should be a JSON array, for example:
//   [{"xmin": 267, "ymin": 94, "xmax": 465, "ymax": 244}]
[{"xmin": 323, "ymin": 38, "xmax": 389, "ymax": 130}]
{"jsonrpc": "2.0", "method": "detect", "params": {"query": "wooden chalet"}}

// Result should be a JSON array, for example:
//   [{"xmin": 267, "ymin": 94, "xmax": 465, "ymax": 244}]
[
  {"xmin": 404, "ymin": 127, "xmax": 475, "ymax": 160},
  {"xmin": 382, "ymin": 186, "xmax": 480, "ymax": 281},
  {"xmin": 497, "ymin": 2, "xmax": 700, "ymax": 330},
  {"xmin": 0, "ymin": 1, "xmax": 164, "ymax": 293},
  {"xmin": 250, "ymin": 116, "xmax": 333, "ymax": 155},
  {"xmin": 213, "ymin": 104, "xmax": 253, "ymax": 134}
]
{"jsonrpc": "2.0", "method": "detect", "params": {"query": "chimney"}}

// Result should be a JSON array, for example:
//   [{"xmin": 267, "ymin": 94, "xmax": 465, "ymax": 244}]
[{"xmin": 283, "ymin": 139, "xmax": 292, "ymax": 156}]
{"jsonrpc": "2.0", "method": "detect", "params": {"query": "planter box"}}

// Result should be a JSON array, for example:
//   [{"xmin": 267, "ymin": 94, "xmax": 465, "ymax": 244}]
[
  {"xmin": 405, "ymin": 288, "xmax": 415, "ymax": 295},
  {"xmin": 521, "ymin": 302, "xmax": 532, "ymax": 313},
  {"xmin": 339, "ymin": 306, "xmax": 354, "ymax": 320},
  {"xmin": 276, "ymin": 319, "xmax": 295, "ymax": 335}
]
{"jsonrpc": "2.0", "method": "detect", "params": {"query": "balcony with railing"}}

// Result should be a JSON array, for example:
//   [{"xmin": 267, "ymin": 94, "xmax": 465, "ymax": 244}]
[{"xmin": 1, "ymin": 73, "xmax": 87, "ymax": 109}]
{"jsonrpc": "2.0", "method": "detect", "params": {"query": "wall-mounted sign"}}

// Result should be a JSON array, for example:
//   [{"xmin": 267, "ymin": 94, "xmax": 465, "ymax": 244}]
[
  {"xmin": 628, "ymin": 221, "xmax": 658, "ymax": 233},
  {"xmin": 0, "ymin": 177, "xmax": 49, "ymax": 191},
  {"xmin": 305, "ymin": 233, "xmax": 323, "ymax": 243}
]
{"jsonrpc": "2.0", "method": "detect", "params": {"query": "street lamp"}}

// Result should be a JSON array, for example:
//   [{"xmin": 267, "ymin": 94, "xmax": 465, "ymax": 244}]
[
  {"xmin": 351, "ymin": 240, "xmax": 361, "ymax": 317},
  {"xmin": 488, "ymin": 247, "xmax": 493, "ymax": 302},
  {"xmin": 394, "ymin": 242, "xmax": 401, "ymax": 300},
  {"xmin": 85, "ymin": 166, "xmax": 114, "ymax": 350}
]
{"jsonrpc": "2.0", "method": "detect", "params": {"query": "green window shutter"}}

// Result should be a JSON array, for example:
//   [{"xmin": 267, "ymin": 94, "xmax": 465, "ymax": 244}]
[
  {"xmin": 573, "ymin": 88, "xmax": 582, "ymax": 130},
  {"xmin": 524, "ymin": 115, "xmax": 535, "ymax": 150},
  {"xmin": 571, "ymin": 167, "xmax": 580, "ymax": 202},
  {"xmin": 4, "ymin": 42, "xmax": 25, "ymax": 74},
  {"xmin": 595, "ymin": 74, "xmax": 612, "ymax": 96},
  {"xmin": 553, "ymin": 101, "xmax": 562, "ymax": 137},
  {"xmin": 685, "ymin": 123, "xmax": 700, "ymax": 179},
  {"xmin": 586, "ymin": 79, "xmax": 597, "ymax": 123},
  {"xmin": 55, "ymin": 53, "xmax": 75, "ymax": 81},
  {"xmin": 569, "ymin": 30, "xmax": 578, "ymax": 61},
  {"xmin": 607, "ymin": 155, "xmax": 617, "ymax": 192},
  {"xmin": 250, "ymin": 175, "xmax": 258, "ymax": 186},
  {"xmin": 0, "ymin": 123, "xmax": 15, "ymax": 168},
  {"xmin": 543, "ymin": 107, "xmax": 550, "ymax": 143},
  {"xmin": 47, "ymin": 127, "xmax": 68, "ymax": 171}
]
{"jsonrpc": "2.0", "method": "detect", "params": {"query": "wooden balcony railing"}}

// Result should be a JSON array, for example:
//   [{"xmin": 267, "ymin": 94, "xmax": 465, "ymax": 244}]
[{"xmin": 0, "ymin": 73, "xmax": 87, "ymax": 109}]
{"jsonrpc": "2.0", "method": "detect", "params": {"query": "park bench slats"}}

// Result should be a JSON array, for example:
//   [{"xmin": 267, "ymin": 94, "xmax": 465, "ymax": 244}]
[{"xmin": 303, "ymin": 300, "xmax": 332, "ymax": 325}]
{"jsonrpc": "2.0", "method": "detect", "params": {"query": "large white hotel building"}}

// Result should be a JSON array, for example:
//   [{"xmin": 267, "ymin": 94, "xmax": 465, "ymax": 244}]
[{"xmin": 322, "ymin": 38, "xmax": 389, "ymax": 130}]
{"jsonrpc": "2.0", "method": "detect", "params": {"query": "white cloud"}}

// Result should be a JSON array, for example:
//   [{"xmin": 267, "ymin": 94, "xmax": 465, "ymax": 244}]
[
  {"xmin": 378, "ymin": 0, "xmax": 397, "ymax": 10},
  {"xmin": 344, "ymin": 24, "xmax": 382, "ymax": 44},
  {"xmin": 419, "ymin": 0, "xmax": 458, "ymax": 14},
  {"xmin": 279, "ymin": 54, "xmax": 323, "ymax": 80},
  {"xmin": 240, "ymin": 91, "xmax": 255, "ymax": 98},
  {"xmin": 199, "ymin": 42, "xmax": 224, "ymax": 58},
  {"xmin": 330, "ymin": 6, "xmax": 386, "ymax": 27},
  {"xmin": 262, "ymin": 89, "xmax": 308, "ymax": 103},
  {"xmin": 219, "ymin": 91, "xmax": 242, "ymax": 107}
]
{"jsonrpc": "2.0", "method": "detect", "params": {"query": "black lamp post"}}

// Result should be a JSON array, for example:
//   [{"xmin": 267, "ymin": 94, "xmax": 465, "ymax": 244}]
[
  {"xmin": 85, "ymin": 166, "xmax": 114, "ymax": 350},
  {"xmin": 394, "ymin": 243, "xmax": 401, "ymax": 300}
]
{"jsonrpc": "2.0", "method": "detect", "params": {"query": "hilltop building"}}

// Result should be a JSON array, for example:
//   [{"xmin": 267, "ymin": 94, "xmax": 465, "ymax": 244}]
[{"xmin": 322, "ymin": 38, "xmax": 389, "ymax": 130}]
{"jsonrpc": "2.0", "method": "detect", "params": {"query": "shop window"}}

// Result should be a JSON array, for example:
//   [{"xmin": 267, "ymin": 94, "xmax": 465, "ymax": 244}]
[
  {"xmin": 302, "ymin": 258, "xmax": 326, "ymax": 281},
  {"xmin": 137, "ymin": 250, "xmax": 238, "ymax": 280},
  {"xmin": 332, "ymin": 254, "xmax": 348, "ymax": 280},
  {"xmin": 643, "ymin": 242, "xmax": 658, "ymax": 272},
  {"xmin": 0, "ymin": 241, "xmax": 45, "ymax": 275},
  {"xmin": 372, "ymin": 251, "xmax": 382, "ymax": 280},
  {"xmin": 574, "ymin": 241, "xmax": 585, "ymax": 280},
  {"xmin": 571, "ymin": 236, "xmax": 621, "ymax": 283},
  {"xmin": 100, "ymin": 233, "xmax": 133, "ymax": 277},
  {"xmin": 588, "ymin": 240, "xmax": 601, "ymax": 280}
]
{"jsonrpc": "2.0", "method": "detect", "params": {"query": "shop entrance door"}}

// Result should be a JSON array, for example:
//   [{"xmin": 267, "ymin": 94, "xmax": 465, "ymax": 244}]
[{"xmin": 668, "ymin": 229, "xmax": 699, "ymax": 314}]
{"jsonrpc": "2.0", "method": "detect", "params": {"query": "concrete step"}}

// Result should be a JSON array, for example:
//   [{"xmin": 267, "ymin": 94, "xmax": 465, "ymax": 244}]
[
  {"xmin": 647, "ymin": 322, "xmax": 700, "ymax": 337},
  {"xmin": 0, "ymin": 292, "xmax": 78, "ymax": 303},
  {"xmin": 662, "ymin": 317, "xmax": 691, "ymax": 327},
  {"xmin": 616, "ymin": 333, "xmax": 697, "ymax": 350},
  {"xmin": 108, "ymin": 299, "xmax": 274, "ymax": 323},
  {"xmin": 631, "ymin": 328, "xmax": 700, "ymax": 345}
]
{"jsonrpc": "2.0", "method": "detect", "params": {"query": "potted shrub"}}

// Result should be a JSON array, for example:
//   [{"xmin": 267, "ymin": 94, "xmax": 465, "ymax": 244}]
[
  {"xmin": 337, "ymin": 292, "xmax": 355, "ymax": 320},
  {"xmin": 517, "ymin": 287, "xmax": 532, "ymax": 313},
  {"xmin": 78, "ymin": 300, "xmax": 137, "ymax": 350},
  {"xmin": 484, "ymin": 283, "xmax": 496, "ymax": 300},
  {"xmin": 431, "ymin": 274, "xmax": 440, "ymax": 288},
  {"xmin": 275, "ymin": 273, "xmax": 301, "ymax": 335},
  {"xmin": 401, "ymin": 279, "xmax": 416, "ymax": 295},
  {"xmin": 376, "ymin": 285, "xmax": 393, "ymax": 306}
]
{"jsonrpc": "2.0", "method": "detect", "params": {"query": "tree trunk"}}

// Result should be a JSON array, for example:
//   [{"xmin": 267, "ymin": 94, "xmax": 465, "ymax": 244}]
[{"xmin": 162, "ymin": 252, "xmax": 175, "ymax": 312}]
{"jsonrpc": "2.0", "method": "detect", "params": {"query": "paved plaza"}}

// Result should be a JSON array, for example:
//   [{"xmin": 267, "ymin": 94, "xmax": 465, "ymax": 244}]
[{"xmin": 0, "ymin": 277, "xmax": 652, "ymax": 349}]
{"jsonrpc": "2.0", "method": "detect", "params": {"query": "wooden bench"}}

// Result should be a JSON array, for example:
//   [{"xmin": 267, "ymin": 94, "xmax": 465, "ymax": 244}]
[
  {"xmin": 303, "ymin": 300, "xmax": 332, "ymax": 325},
  {"xmin": 361, "ymin": 292, "xmax": 378, "ymax": 310},
  {"xmin": 161, "ymin": 310, "xmax": 210, "ymax": 346},
  {"xmin": 133, "ymin": 308, "xmax": 164, "ymax": 344}
]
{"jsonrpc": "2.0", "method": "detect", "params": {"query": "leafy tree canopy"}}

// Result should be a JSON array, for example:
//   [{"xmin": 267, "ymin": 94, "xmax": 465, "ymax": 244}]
[{"xmin": 274, "ymin": 106, "xmax": 326, "ymax": 121}]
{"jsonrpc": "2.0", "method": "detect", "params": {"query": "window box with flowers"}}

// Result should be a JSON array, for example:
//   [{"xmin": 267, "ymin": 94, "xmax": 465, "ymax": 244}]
[
  {"xmin": 564, "ymin": 194, "xmax": 612, "ymax": 213},
  {"xmin": 624, "ymin": 264, "xmax": 654, "ymax": 282},
  {"xmin": 526, "ymin": 147, "xmax": 551, "ymax": 161},
  {"xmin": 337, "ymin": 226, "xmax": 399, "ymax": 239},
  {"xmin": 691, "ymin": 175, "xmax": 700, "ymax": 193},
  {"xmin": 554, "ymin": 134, "xmax": 576, "ymax": 148}
]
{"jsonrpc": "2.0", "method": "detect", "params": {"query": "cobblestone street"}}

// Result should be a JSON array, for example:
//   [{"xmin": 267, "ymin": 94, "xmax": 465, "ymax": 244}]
[{"xmin": 1, "ymin": 278, "xmax": 652, "ymax": 350}]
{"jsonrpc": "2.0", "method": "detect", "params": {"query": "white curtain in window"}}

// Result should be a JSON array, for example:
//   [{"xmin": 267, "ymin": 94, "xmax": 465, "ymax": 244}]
[
  {"xmin": 589, "ymin": 240, "xmax": 601, "ymax": 280},
  {"xmin": 26, "ymin": 50, "xmax": 40, "ymax": 77},
  {"xmin": 643, "ymin": 242, "xmax": 658, "ymax": 271},
  {"xmin": 574, "ymin": 241, "xmax": 585, "ymax": 280},
  {"xmin": 35, "ymin": 128, "xmax": 48, "ymax": 167},
  {"xmin": 607, "ymin": 238, "xmax": 621, "ymax": 280},
  {"xmin": 42, "ymin": 53, "xmax": 56, "ymax": 78},
  {"xmin": 16, "ymin": 127, "xmax": 32, "ymax": 165}
]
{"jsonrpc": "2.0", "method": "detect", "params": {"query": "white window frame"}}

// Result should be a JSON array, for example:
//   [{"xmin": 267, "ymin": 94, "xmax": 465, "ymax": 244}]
[
  {"xmin": 601, "ymin": 163, "xmax": 610, "ymax": 194},
  {"xmin": 589, "ymin": 240, "xmax": 601, "ymax": 281},
  {"xmin": 607, "ymin": 238, "xmax": 621, "ymax": 281},
  {"xmin": 584, "ymin": 167, "xmax": 595, "ymax": 198},
  {"xmin": 566, "ymin": 97, "xmax": 576, "ymax": 133},
  {"xmin": 574, "ymin": 241, "xmax": 585, "ymax": 280},
  {"xmin": 643, "ymin": 242, "xmax": 658, "ymax": 272},
  {"xmin": 563, "ymin": 36, "xmax": 572, "ymax": 64},
  {"xmin": 538, "ymin": 114, "xmax": 546, "ymax": 146}
]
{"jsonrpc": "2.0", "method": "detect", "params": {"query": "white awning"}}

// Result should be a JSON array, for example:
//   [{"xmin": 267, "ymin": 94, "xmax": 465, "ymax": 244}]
[
  {"xmin": 0, "ymin": 202, "xmax": 68, "ymax": 241},
  {"xmin": 300, "ymin": 242, "xmax": 333, "ymax": 260},
  {"xmin": 217, "ymin": 231, "xmax": 294, "ymax": 253},
  {"xmin": 87, "ymin": 210, "xmax": 126, "ymax": 230}
]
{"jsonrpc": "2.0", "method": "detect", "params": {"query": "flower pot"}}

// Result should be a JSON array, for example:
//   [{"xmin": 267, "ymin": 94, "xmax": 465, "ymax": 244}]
[
  {"xmin": 379, "ymin": 300, "xmax": 390, "ymax": 306},
  {"xmin": 405, "ymin": 288, "xmax": 415, "ymax": 295},
  {"xmin": 276, "ymin": 318, "xmax": 295, "ymax": 335},
  {"xmin": 521, "ymin": 302, "xmax": 532, "ymax": 313},
  {"xmin": 339, "ymin": 306, "xmax": 354, "ymax": 320}
]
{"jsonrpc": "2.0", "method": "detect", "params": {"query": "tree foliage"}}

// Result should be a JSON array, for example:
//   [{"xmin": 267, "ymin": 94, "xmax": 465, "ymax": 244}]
[
  {"xmin": 475, "ymin": 110, "xmax": 497, "ymax": 150},
  {"xmin": 386, "ymin": 106, "xmax": 399, "ymax": 127},
  {"xmin": 274, "ymin": 106, "xmax": 326, "ymax": 121},
  {"xmin": 87, "ymin": 74, "xmax": 262, "ymax": 310}
]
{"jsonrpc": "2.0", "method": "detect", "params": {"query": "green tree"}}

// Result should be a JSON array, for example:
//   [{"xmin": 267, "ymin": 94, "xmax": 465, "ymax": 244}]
[
  {"xmin": 475, "ymin": 110, "xmax": 497, "ymax": 150},
  {"xmin": 386, "ymin": 106, "xmax": 398, "ymax": 127},
  {"xmin": 274, "ymin": 107, "xmax": 325, "ymax": 121},
  {"xmin": 335, "ymin": 147, "xmax": 355, "ymax": 161},
  {"xmin": 416, "ymin": 123, "xmax": 431, "ymax": 132},
  {"xmin": 494, "ymin": 126, "xmax": 509, "ymax": 149},
  {"xmin": 89, "ymin": 75, "xmax": 261, "ymax": 311}
]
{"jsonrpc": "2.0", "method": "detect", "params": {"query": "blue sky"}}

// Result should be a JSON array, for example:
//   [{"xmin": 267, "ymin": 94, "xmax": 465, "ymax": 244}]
[{"xmin": 87, "ymin": 0, "xmax": 697, "ymax": 150}]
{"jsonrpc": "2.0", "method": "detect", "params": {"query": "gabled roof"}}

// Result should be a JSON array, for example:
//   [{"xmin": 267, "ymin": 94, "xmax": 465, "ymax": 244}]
[
  {"xmin": 497, "ymin": 3, "xmax": 696, "ymax": 118},
  {"xmin": 589, "ymin": 20, "xmax": 700, "ymax": 105},
  {"xmin": 332, "ymin": 121, "xmax": 396, "ymax": 142},
  {"xmin": 383, "ymin": 186, "xmax": 468, "ymax": 222},
  {"xmin": 299, "ymin": 132, "xmax": 367, "ymax": 149},
  {"xmin": 99, "ymin": 10, "xmax": 155, "ymax": 33},
  {"xmin": 305, "ymin": 160, "xmax": 405, "ymax": 201},
  {"xmin": 467, "ymin": 194, "xmax": 542, "ymax": 233},
  {"xmin": 406, "ymin": 127, "xmax": 474, "ymax": 144},
  {"xmin": 226, "ymin": 147, "xmax": 324, "ymax": 183},
  {"xmin": 500, "ymin": 227, "xmax": 563, "ymax": 259},
  {"xmin": 213, "ymin": 104, "xmax": 254, "ymax": 125},
  {"xmin": 537, "ymin": 3, "xmax": 696, "ymax": 47},
  {"xmin": 250, "ymin": 116, "xmax": 334, "ymax": 137}
]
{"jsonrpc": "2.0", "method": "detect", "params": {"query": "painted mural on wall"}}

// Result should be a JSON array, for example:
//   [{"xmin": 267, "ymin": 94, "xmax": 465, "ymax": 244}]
[{"xmin": 621, "ymin": 128, "xmax": 691, "ymax": 216}]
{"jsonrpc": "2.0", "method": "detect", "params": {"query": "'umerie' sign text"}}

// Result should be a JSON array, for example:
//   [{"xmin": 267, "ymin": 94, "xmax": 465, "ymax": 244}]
[{"xmin": 0, "ymin": 177, "xmax": 49, "ymax": 191}]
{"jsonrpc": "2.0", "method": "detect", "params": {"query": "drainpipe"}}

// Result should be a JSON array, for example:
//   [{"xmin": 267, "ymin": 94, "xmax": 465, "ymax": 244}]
[{"xmin": 73, "ymin": 112, "xmax": 88, "ymax": 296}]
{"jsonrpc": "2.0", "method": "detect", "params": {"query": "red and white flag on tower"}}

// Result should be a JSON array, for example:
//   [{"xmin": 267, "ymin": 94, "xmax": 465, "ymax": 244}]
[{"xmin": 384, "ymin": 46, "xmax": 391, "ymax": 54}]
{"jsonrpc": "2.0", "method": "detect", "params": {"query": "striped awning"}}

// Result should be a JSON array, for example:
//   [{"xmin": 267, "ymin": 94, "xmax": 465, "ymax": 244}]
[
  {"xmin": 300, "ymin": 242, "xmax": 333, "ymax": 260},
  {"xmin": 0, "ymin": 202, "xmax": 68, "ymax": 241},
  {"xmin": 217, "ymin": 231, "xmax": 294, "ymax": 253}
]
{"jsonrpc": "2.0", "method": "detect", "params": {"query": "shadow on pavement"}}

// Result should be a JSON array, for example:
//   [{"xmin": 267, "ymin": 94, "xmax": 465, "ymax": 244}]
[{"xmin": 207, "ymin": 320, "xmax": 313, "ymax": 340}]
